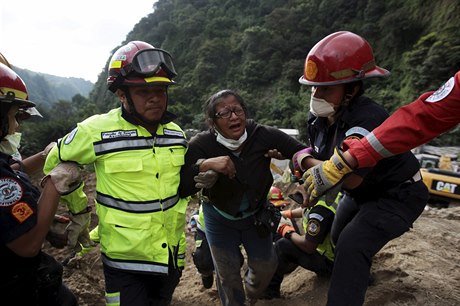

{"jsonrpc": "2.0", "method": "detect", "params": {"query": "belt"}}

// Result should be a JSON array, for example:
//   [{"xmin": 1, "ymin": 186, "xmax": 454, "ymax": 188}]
[{"xmin": 404, "ymin": 170, "xmax": 422, "ymax": 184}]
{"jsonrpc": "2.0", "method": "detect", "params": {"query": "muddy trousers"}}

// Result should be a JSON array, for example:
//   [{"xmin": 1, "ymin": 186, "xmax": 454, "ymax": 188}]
[
  {"xmin": 327, "ymin": 182, "xmax": 427, "ymax": 306},
  {"xmin": 103, "ymin": 258, "xmax": 181, "ymax": 306},
  {"xmin": 202, "ymin": 203, "xmax": 278, "ymax": 306},
  {"xmin": 266, "ymin": 238, "xmax": 334, "ymax": 293},
  {"xmin": 192, "ymin": 228, "xmax": 214, "ymax": 276},
  {"xmin": 193, "ymin": 228, "xmax": 244, "ymax": 277}
]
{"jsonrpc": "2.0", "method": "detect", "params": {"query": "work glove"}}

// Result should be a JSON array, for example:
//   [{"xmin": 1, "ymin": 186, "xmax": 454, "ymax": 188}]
[
  {"xmin": 46, "ymin": 214, "xmax": 70, "ymax": 249},
  {"xmin": 194, "ymin": 170, "xmax": 219, "ymax": 189},
  {"xmin": 40, "ymin": 161, "xmax": 82, "ymax": 194},
  {"xmin": 76, "ymin": 226, "xmax": 100, "ymax": 257},
  {"xmin": 302, "ymin": 147, "xmax": 352, "ymax": 206},
  {"xmin": 66, "ymin": 209, "xmax": 95, "ymax": 251},
  {"xmin": 292, "ymin": 147, "xmax": 314, "ymax": 172},
  {"xmin": 41, "ymin": 141, "xmax": 57, "ymax": 159},
  {"xmin": 277, "ymin": 216, "xmax": 295, "ymax": 238}
]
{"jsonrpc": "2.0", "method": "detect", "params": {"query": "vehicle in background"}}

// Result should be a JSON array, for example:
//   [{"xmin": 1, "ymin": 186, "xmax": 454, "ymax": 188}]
[{"xmin": 416, "ymin": 153, "xmax": 460, "ymax": 208}]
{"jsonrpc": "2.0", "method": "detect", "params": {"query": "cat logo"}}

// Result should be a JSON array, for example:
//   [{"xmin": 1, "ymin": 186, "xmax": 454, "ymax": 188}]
[{"xmin": 435, "ymin": 181, "xmax": 458, "ymax": 194}]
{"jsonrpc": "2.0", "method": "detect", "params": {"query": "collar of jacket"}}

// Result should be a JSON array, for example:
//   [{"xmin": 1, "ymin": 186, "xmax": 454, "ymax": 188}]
[{"xmin": 121, "ymin": 106, "xmax": 177, "ymax": 126}]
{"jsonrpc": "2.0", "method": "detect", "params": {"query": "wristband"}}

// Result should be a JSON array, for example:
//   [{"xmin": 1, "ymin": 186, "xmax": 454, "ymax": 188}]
[
  {"xmin": 284, "ymin": 230, "xmax": 295, "ymax": 240},
  {"xmin": 70, "ymin": 206, "xmax": 92, "ymax": 216}
]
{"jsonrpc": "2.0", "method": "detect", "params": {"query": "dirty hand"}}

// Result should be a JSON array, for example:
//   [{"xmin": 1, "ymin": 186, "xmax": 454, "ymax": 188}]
[
  {"xmin": 194, "ymin": 170, "xmax": 219, "ymax": 189},
  {"xmin": 76, "ymin": 226, "xmax": 100, "ymax": 256},
  {"xmin": 41, "ymin": 141, "xmax": 57, "ymax": 159},
  {"xmin": 302, "ymin": 147, "xmax": 352, "ymax": 206},
  {"xmin": 198, "ymin": 156, "xmax": 236, "ymax": 179},
  {"xmin": 66, "ymin": 210, "xmax": 92, "ymax": 249},
  {"xmin": 292, "ymin": 147, "xmax": 314, "ymax": 172},
  {"xmin": 40, "ymin": 161, "xmax": 82, "ymax": 194},
  {"xmin": 46, "ymin": 214, "xmax": 70, "ymax": 248},
  {"xmin": 264, "ymin": 149, "xmax": 284, "ymax": 160}
]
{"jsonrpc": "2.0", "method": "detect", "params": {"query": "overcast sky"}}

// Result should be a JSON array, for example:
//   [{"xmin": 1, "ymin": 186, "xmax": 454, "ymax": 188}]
[{"xmin": 0, "ymin": 1, "xmax": 156, "ymax": 83}]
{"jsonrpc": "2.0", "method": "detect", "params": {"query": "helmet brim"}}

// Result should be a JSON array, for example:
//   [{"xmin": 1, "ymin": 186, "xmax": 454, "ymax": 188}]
[
  {"xmin": 123, "ymin": 76, "xmax": 177, "ymax": 87},
  {"xmin": 0, "ymin": 96, "xmax": 35, "ymax": 108},
  {"xmin": 299, "ymin": 66, "xmax": 390, "ymax": 86}
]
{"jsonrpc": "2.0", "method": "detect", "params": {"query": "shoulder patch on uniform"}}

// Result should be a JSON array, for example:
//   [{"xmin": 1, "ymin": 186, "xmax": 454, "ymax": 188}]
[
  {"xmin": 425, "ymin": 77, "xmax": 455, "ymax": 103},
  {"xmin": 12, "ymin": 202, "xmax": 34, "ymax": 223},
  {"xmin": 164, "ymin": 129, "xmax": 184, "ymax": 137},
  {"xmin": 345, "ymin": 126, "xmax": 370, "ymax": 138},
  {"xmin": 0, "ymin": 177, "xmax": 23, "ymax": 206},
  {"xmin": 101, "ymin": 130, "xmax": 138, "ymax": 139},
  {"xmin": 308, "ymin": 212, "xmax": 324, "ymax": 222},
  {"xmin": 307, "ymin": 219, "xmax": 321, "ymax": 236},
  {"xmin": 64, "ymin": 128, "xmax": 78, "ymax": 145}
]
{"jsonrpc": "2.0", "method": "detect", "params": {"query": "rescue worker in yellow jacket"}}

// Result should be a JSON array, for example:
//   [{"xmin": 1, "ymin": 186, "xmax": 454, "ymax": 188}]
[
  {"xmin": 44, "ymin": 41, "xmax": 188, "ymax": 306},
  {"xmin": 262, "ymin": 195, "xmax": 339, "ymax": 299}
]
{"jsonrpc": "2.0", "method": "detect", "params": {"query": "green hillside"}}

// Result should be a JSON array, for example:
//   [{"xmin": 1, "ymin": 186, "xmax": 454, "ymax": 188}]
[
  {"xmin": 15, "ymin": 67, "xmax": 93, "ymax": 108},
  {"xmin": 21, "ymin": 0, "xmax": 460, "ymax": 155}
]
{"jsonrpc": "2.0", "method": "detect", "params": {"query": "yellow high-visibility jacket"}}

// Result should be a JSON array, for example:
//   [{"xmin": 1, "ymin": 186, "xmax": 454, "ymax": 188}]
[
  {"xmin": 44, "ymin": 107, "xmax": 188, "ymax": 274},
  {"xmin": 302, "ymin": 199, "xmax": 337, "ymax": 262}
]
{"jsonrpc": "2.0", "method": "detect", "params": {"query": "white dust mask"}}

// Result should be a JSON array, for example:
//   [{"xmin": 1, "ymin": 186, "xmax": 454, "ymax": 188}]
[
  {"xmin": 310, "ymin": 96, "xmax": 336, "ymax": 117},
  {"xmin": 216, "ymin": 130, "xmax": 247, "ymax": 151},
  {"xmin": 0, "ymin": 132, "xmax": 22, "ymax": 158}
]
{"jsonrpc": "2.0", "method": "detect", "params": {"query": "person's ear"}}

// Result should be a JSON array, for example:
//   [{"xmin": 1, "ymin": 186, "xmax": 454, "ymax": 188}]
[
  {"xmin": 116, "ymin": 89, "xmax": 126, "ymax": 102},
  {"xmin": 343, "ymin": 83, "xmax": 361, "ymax": 105},
  {"xmin": 351, "ymin": 83, "xmax": 360, "ymax": 97}
]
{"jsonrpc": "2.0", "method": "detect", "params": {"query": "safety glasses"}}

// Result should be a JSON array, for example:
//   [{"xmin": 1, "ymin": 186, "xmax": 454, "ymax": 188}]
[{"xmin": 121, "ymin": 48, "xmax": 177, "ymax": 79}]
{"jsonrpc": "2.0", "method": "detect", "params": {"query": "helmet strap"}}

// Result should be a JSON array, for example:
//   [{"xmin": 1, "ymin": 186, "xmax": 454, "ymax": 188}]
[
  {"xmin": 123, "ymin": 88, "xmax": 169, "ymax": 132},
  {"xmin": 341, "ymin": 82, "xmax": 362, "ymax": 108},
  {"xmin": 109, "ymin": 74, "xmax": 125, "ymax": 93},
  {"xmin": 0, "ymin": 103, "xmax": 10, "ymax": 140}
]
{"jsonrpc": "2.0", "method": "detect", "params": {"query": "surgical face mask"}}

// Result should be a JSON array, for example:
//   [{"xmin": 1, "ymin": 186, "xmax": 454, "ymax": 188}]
[
  {"xmin": 216, "ymin": 129, "xmax": 247, "ymax": 151},
  {"xmin": 0, "ymin": 132, "xmax": 22, "ymax": 158},
  {"xmin": 309, "ymin": 96, "xmax": 336, "ymax": 117}
]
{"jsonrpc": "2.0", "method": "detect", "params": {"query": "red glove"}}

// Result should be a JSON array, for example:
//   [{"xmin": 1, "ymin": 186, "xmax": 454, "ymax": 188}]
[{"xmin": 278, "ymin": 223, "xmax": 295, "ymax": 238}]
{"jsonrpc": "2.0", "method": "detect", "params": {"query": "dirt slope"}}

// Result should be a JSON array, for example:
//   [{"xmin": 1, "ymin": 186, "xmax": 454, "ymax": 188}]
[{"xmin": 44, "ymin": 172, "xmax": 460, "ymax": 306}]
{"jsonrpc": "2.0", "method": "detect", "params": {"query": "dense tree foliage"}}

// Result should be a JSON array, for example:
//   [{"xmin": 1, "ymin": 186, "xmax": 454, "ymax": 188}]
[{"xmin": 21, "ymin": 0, "xmax": 460, "ymax": 155}]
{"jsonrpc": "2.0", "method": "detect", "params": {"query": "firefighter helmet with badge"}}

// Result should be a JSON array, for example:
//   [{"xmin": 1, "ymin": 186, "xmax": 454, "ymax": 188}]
[{"xmin": 299, "ymin": 31, "xmax": 390, "ymax": 86}]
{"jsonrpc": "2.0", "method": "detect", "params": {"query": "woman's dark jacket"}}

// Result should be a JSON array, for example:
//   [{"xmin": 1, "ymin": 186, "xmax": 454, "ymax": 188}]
[{"xmin": 179, "ymin": 120, "xmax": 306, "ymax": 217}]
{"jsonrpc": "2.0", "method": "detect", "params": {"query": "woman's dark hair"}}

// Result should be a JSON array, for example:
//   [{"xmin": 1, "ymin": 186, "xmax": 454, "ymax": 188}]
[{"xmin": 203, "ymin": 89, "xmax": 248, "ymax": 128}]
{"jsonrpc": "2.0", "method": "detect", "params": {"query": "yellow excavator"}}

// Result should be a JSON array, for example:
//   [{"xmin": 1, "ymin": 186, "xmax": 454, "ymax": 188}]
[{"xmin": 418, "ymin": 154, "xmax": 460, "ymax": 208}]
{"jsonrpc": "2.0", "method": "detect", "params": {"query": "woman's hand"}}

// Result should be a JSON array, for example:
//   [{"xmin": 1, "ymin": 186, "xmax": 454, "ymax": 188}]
[
  {"xmin": 200, "ymin": 156, "xmax": 236, "ymax": 179},
  {"xmin": 264, "ymin": 149, "xmax": 284, "ymax": 160}
]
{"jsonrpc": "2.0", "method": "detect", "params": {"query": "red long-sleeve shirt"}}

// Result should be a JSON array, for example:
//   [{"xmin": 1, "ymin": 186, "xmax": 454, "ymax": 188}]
[{"xmin": 343, "ymin": 70, "xmax": 460, "ymax": 168}]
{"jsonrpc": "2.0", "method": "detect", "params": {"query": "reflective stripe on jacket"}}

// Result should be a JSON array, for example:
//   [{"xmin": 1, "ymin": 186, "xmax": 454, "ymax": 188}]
[{"xmin": 44, "ymin": 107, "xmax": 188, "ymax": 274}]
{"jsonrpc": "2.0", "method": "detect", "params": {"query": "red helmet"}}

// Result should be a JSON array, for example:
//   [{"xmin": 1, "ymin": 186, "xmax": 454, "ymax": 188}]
[
  {"xmin": 268, "ymin": 186, "xmax": 289, "ymax": 207},
  {"xmin": 107, "ymin": 41, "xmax": 177, "ymax": 92},
  {"xmin": 0, "ymin": 63, "xmax": 35, "ymax": 137},
  {"xmin": 0, "ymin": 63, "xmax": 35, "ymax": 108},
  {"xmin": 299, "ymin": 31, "xmax": 389, "ymax": 86}
]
